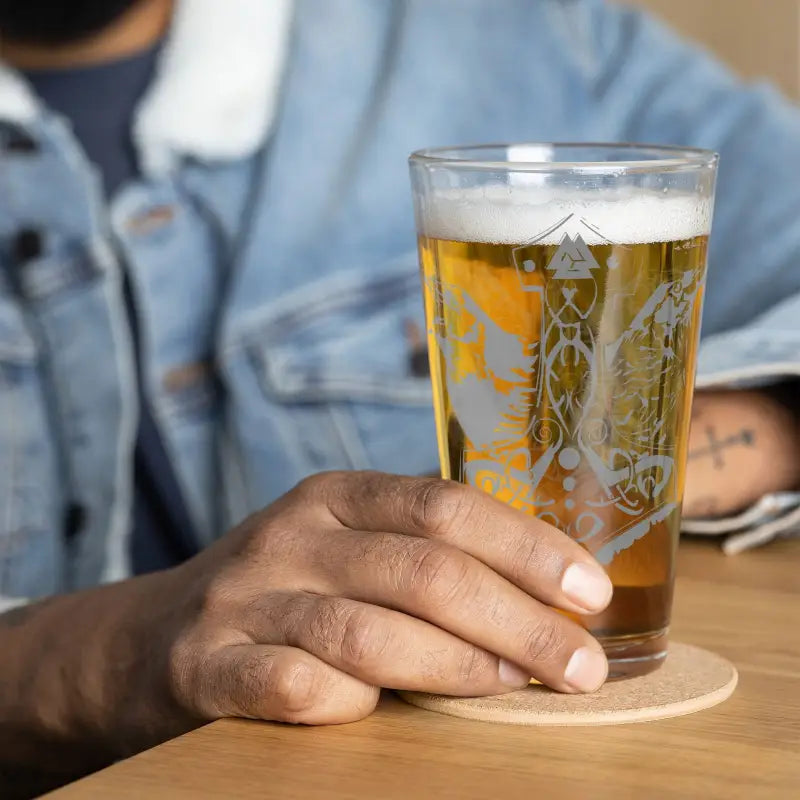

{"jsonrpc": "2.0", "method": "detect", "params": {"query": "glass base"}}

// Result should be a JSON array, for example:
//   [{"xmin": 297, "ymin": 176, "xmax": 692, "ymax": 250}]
[{"xmin": 599, "ymin": 628, "xmax": 669, "ymax": 680}]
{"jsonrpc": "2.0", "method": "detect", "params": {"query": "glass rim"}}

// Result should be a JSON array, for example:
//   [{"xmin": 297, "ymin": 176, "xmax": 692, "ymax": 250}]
[{"xmin": 409, "ymin": 142, "xmax": 719, "ymax": 174}]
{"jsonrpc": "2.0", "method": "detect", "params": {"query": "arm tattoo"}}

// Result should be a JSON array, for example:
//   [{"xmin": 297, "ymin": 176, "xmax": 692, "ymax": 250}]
[{"xmin": 689, "ymin": 426, "xmax": 755, "ymax": 470}]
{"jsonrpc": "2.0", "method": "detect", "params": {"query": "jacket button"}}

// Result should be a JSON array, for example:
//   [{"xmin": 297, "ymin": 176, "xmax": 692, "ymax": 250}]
[
  {"xmin": 12, "ymin": 229, "xmax": 44, "ymax": 264},
  {"xmin": 63, "ymin": 503, "xmax": 87, "ymax": 543}
]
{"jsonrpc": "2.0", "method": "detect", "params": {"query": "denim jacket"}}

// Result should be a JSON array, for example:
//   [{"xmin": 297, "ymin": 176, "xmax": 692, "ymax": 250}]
[{"xmin": 1, "ymin": 0, "xmax": 799, "ymax": 607}]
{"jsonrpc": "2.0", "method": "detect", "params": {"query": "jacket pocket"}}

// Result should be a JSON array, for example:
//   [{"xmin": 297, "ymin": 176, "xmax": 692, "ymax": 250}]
[{"xmin": 228, "ymin": 259, "xmax": 440, "ymax": 486}]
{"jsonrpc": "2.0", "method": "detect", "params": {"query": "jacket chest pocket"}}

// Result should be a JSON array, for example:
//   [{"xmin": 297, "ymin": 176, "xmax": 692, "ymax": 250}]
[
  {"xmin": 233, "ymin": 261, "xmax": 440, "ymax": 487},
  {"xmin": 0, "ymin": 304, "xmax": 62, "ymax": 599}
]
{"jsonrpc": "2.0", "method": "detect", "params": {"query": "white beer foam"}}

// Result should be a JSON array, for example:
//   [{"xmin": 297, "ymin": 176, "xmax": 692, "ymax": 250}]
[{"xmin": 423, "ymin": 186, "xmax": 712, "ymax": 245}]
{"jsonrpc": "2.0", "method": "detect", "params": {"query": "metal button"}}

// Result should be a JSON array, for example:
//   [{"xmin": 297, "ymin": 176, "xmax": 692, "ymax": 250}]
[
  {"xmin": 12, "ymin": 229, "xmax": 44, "ymax": 264},
  {"xmin": 63, "ymin": 503, "xmax": 87, "ymax": 542}
]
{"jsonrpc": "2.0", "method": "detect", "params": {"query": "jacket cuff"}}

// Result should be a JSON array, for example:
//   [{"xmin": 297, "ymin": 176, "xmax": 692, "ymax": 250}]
[
  {"xmin": 682, "ymin": 492, "xmax": 800, "ymax": 554},
  {"xmin": 695, "ymin": 329, "xmax": 800, "ymax": 389}
]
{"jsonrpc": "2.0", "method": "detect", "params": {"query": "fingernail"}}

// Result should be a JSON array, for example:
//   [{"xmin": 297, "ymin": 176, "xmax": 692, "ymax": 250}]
[
  {"xmin": 499, "ymin": 658, "xmax": 530, "ymax": 688},
  {"xmin": 564, "ymin": 647, "xmax": 608, "ymax": 693},
  {"xmin": 561, "ymin": 562, "xmax": 613, "ymax": 613}
]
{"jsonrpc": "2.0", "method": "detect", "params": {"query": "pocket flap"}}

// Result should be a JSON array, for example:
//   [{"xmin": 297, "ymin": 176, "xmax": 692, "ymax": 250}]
[{"xmin": 239, "ymin": 259, "xmax": 432, "ymax": 405}]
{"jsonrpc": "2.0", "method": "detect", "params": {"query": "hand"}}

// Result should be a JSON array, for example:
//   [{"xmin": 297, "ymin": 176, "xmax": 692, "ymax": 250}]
[
  {"xmin": 684, "ymin": 389, "xmax": 800, "ymax": 518},
  {"xmin": 164, "ymin": 472, "xmax": 613, "ymax": 727}
]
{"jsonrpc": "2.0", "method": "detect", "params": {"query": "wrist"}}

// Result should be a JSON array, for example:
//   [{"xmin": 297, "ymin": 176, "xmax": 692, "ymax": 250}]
[
  {"xmin": 96, "ymin": 566, "xmax": 202, "ymax": 757},
  {"xmin": 0, "ymin": 568, "xmax": 195, "ymax": 773}
]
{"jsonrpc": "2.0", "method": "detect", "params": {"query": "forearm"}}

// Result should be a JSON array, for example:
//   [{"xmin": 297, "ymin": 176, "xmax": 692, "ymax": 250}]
[
  {"xmin": 684, "ymin": 388, "xmax": 800, "ymax": 518},
  {"xmin": 0, "ymin": 569, "xmax": 194, "ymax": 791}
]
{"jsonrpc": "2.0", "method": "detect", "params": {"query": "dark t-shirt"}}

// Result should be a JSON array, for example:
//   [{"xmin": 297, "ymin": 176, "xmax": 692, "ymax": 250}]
[{"xmin": 25, "ymin": 47, "xmax": 198, "ymax": 573}]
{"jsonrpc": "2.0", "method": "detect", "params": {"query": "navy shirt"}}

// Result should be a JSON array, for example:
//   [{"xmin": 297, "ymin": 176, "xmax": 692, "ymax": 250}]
[{"xmin": 25, "ymin": 47, "xmax": 198, "ymax": 573}]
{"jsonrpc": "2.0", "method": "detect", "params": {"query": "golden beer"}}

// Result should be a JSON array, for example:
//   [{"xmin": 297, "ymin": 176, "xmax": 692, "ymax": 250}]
[{"xmin": 418, "ymin": 187, "xmax": 711, "ymax": 677}]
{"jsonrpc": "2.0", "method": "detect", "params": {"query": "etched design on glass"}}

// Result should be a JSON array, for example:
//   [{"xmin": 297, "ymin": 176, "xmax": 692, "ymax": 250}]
[{"xmin": 431, "ymin": 214, "xmax": 703, "ymax": 564}]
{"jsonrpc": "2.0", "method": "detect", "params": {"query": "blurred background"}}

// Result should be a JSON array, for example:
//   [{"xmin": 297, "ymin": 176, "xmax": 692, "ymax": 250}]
[{"xmin": 634, "ymin": 0, "xmax": 800, "ymax": 99}]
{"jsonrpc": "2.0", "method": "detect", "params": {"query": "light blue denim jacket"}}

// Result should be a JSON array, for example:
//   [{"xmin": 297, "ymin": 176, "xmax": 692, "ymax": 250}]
[{"xmin": 1, "ymin": 0, "xmax": 799, "ymax": 605}]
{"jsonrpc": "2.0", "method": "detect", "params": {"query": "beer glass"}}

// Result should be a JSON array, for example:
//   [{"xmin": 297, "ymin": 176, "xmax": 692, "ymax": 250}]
[{"xmin": 409, "ymin": 144, "xmax": 718, "ymax": 678}]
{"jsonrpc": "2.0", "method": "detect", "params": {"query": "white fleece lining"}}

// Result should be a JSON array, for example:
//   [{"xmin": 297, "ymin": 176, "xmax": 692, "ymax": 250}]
[
  {"xmin": 134, "ymin": 0, "xmax": 294, "ymax": 175},
  {"xmin": 0, "ymin": 61, "xmax": 39, "ymax": 123},
  {"xmin": 0, "ymin": 0, "xmax": 294, "ymax": 175}
]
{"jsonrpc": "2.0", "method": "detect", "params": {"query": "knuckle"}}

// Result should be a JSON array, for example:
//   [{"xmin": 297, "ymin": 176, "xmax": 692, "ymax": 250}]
[
  {"xmin": 293, "ymin": 472, "xmax": 325, "ymax": 498},
  {"xmin": 309, "ymin": 598, "xmax": 391, "ymax": 668},
  {"xmin": 408, "ymin": 479, "xmax": 476, "ymax": 537},
  {"xmin": 289, "ymin": 470, "xmax": 358, "ymax": 530},
  {"xmin": 508, "ymin": 532, "xmax": 550, "ymax": 576},
  {"xmin": 405, "ymin": 542, "xmax": 474, "ymax": 607},
  {"xmin": 268, "ymin": 656, "xmax": 320, "ymax": 717},
  {"xmin": 520, "ymin": 619, "xmax": 566, "ymax": 665},
  {"xmin": 239, "ymin": 497, "xmax": 319, "ymax": 564},
  {"xmin": 293, "ymin": 470, "xmax": 344, "ymax": 501},
  {"xmin": 357, "ymin": 533, "xmax": 397, "ymax": 570},
  {"xmin": 306, "ymin": 597, "xmax": 350, "ymax": 654},
  {"xmin": 338, "ymin": 606, "xmax": 391, "ymax": 667},
  {"xmin": 273, "ymin": 591, "xmax": 307, "ymax": 639}
]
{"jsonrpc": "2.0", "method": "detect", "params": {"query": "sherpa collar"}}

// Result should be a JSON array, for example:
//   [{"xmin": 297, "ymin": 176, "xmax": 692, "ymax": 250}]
[{"xmin": 0, "ymin": 0, "xmax": 294, "ymax": 176}]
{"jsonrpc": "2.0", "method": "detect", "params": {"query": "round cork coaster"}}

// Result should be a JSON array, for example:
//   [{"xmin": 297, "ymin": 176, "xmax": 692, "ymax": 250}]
[{"xmin": 398, "ymin": 643, "xmax": 737, "ymax": 726}]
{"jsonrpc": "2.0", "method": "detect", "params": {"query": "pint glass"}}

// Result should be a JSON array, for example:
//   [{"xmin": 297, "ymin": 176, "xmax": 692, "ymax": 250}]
[{"xmin": 409, "ymin": 144, "xmax": 718, "ymax": 678}]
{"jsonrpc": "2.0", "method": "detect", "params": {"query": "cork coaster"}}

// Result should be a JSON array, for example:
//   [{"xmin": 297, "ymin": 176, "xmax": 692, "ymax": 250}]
[{"xmin": 398, "ymin": 643, "xmax": 737, "ymax": 726}]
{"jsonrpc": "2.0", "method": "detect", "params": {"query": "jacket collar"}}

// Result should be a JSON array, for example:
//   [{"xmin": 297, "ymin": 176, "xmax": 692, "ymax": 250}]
[{"xmin": 0, "ymin": 0, "xmax": 294, "ymax": 176}]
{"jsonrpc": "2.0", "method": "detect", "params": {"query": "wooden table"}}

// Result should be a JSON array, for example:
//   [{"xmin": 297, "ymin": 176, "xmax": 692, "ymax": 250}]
[{"xmin": 49, "ymin": 539, "xmax": 800, "ymax": 800}]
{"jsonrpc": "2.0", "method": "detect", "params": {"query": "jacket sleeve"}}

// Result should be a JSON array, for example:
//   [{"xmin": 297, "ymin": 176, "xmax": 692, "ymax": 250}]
[{"xmin": 578, "ymin": 0, "xmax": 800, "ymax": 548}]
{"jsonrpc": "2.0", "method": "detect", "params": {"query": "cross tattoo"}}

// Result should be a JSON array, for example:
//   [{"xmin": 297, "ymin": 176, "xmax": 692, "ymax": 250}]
[{"xmin": 689, "ymin": 427, "xmax": 755, "ymax": 469}]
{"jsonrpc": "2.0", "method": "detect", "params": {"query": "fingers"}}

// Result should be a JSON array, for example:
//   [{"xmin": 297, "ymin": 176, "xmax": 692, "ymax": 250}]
[
  {"xmin": 239, "ymin": 592, "xmax": 531, "ymax": 696},
  {"xmin": 196, "ymin": 643, "xmax": 380, "ymax": 725},
  {"xmin": 309, "ymin": 472, "xmax": 612, "ymax": 616},
  {"xmin": 310, "ymin": 530, "xmax": 608, "ymax": 694},
  {"xmin": 180, "ymin": 470, "xmax": 616, "ymax": 728}
]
